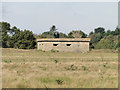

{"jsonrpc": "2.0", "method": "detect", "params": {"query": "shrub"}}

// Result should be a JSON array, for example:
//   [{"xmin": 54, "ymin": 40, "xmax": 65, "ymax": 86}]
[
  {"xmin": 37, "ymin": 49, "xmax": 43, "ymax": 52},
  {"xmin": 51, "ymin": 49, "xmax": 55, "ymax": 52},
  {"xmin": 95, "ymin": 35, "xmax": 117, "ymax": 49},
  {"xmin": 56, "ymin": 79, "xmax": 63, "ymax": 85},
  {"xmin": 64, "ymin": 64, "xmax": 78, "ymax": 71},
  {"xmin": 54, "ymin": 59, "xmax": 59, "ymax": 64},
  {"xmin": 3, "ymin": 59, "xmax": 12, "ymax": 63},
  {"xmin": 81, "ymin": 66, "xmax": 87, "ymax": 71}
]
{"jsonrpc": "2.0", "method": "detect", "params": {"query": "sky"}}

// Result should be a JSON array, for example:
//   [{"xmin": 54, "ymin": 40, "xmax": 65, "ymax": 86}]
[{"xmin": 2, "ymin": 2, "xmax": 118, "ymax": 35}]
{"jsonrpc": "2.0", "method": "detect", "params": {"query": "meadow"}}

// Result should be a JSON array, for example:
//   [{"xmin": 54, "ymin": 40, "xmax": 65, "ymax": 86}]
[{"xmin": 2, "ymin": 48, "xmax": 118, "ymax": 88}]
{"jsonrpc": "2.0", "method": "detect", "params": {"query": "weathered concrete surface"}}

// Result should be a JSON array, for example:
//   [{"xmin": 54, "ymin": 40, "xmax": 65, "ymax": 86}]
[
  {"xmin": 37, "ymin": 38, "xmax": 91, "ymax": 52},
  {"xmin": 37, "ymin": 38, "xmax": 90, "ymax": 42}
]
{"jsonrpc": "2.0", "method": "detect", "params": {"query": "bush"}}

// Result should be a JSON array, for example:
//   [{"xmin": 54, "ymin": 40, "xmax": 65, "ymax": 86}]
[
  {"xmin": 54, "ymin": 59, "xmax": 59, "ymax": 64},
  {"xmin": 64, "ymin": 64, "xmax": 78, "ymax": 71},
  {"xmin": 3, "ymin": 59, "xmax": 12, "ymax": 63},
  {"xmin": 51, "ymin": 49, "xmax": 55, "ymax": 52},
  {"xmin": 56, "ymin": 79, "xmax": 63, "ymax": 85},
  {"xmin": 81, "ymin": 66, "xmax": 87, "ymax": 71},
  {"xmin": 95, "ymin": 35, "xmax": 117, "ymax": 49}
]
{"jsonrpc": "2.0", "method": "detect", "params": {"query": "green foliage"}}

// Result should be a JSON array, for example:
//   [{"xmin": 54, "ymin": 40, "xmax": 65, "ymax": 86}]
[
  {"xmin": 13, "ymin": 30, "xmax": 36, "ymax": 49},
  {"xmin": 95, "ymin": 27, "xmax": 105, "ymax": 34},
  {"xmin": 51, "ymin": 49, "xmax": 55, "ymax": 52},
  {"xmin": 54, "ymin": 59, "xmax": 59, "ymax": 64},
  {"xmin": 1, "ymin": 21, "xmax": 119, "ymax": 50},
  {"xmin": 64, "ymin": 64, "xmax": 78, "ymax": 71},
  {"xmin": 50, "ymin": 25, "xmax": 57, "ymax": 32},
  {"xmin": 114, "ymin": 41, "xmax": 120, "ymax": 50},
  {"xmin": 3, "ymin": 59, "xmax": 12, "ymax": 63},
  {"xmin": 56, "ymin": 79, "xmax": 63, "ymax": 85},
  {"xmin": 104, "ymin": 30, "xmax": 111, "ymax": 36},
  {"xmin": 89, "ymin": 27, "xmax": 105, "ymax": 48},
  {"xmin": 95, "ymin": 35, "xmax": 117, "ymax": 49},
  {"xmin": 39, "ymin": 31, "xmax": 55, "ymax": 38},
  {"xmin": 89, "ymin": 33, "xmax": 104, "ymax": 48},
  {"xmin": 37, "ymin": 49, "xmax": 43, "ymax": 52},
  {"xmin": 88, "ymin": 27, "xmax": 120, "ymax": 49},
  {"xmin": 111, "ymin": 28, "xmax": 120, "ymax": 35},
  {"xmin": 89, "ymin": 31, "xmax": 94, "ymax": 36},
  {"xmin": 104, "ymin": 28, "xmax": 120, "ymax": 36},
  {"xmin": 59, "ymin": 32, "xmax": 67, "ymax": 38},
  {"xmin": 50, "ymin": 49, "xmax": 59, "ymax": 52},
  {"xmin": 67, "ymin": 32, "xmax": 74, "ymax": 38},
  {"xmin": 0, "ymin": 22, "xmax": 11, "ymax": 48},
  {"xmin": 103, "ymin": 64, "xmax": 106, "ymax": 67},
  {"xmin": 39, "ymin": 25, "xmax": 60, "ymax": 38},
  {"xmin": 81, "ymin": 66, "xmax": 87, "ymax": 71},
  {"xmin": 0, "ymin": 22, "xmax": 36, "ymax": 49}
]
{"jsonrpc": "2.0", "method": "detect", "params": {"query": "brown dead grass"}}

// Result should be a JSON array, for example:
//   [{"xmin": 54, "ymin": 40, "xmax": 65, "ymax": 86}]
[{"xmin": 2, "ymin": 48, "xmax": 118, "ymax": 88}]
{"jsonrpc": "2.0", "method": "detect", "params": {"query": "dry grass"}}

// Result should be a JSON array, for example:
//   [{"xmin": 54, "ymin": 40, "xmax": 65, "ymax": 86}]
[{"xmin": 2, "ymin": 48, "xmax": 118, "ymax": 88}]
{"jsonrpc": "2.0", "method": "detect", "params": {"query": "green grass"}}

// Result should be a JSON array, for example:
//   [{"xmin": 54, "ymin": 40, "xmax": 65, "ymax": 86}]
[
  {"xmin": 3, "ymin": 59, "xmax": 12, "ymax": 63},
  {"xmin": 2, "ymin": 48, "xmax": 118, "ymax": 88}
]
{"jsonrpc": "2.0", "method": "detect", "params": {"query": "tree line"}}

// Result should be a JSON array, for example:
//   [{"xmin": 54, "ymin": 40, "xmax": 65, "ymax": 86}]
[
  {"xmin": 0, "ymin": 22, "xmax": 36, "ymax": 49},
  {"xmin": 0, "ymin": 22, "xmax": 120, "ymax": 50}
]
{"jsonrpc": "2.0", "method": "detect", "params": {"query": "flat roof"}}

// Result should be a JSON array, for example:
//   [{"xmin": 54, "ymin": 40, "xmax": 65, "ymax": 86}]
[{"xmin": 37, "ymin": 38, "xmax": 91, "ymax": 42}]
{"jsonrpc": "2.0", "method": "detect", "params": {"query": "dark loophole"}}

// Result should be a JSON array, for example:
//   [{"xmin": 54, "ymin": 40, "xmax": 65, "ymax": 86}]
[
  {"xmin": 53, "ymin": 44, "xmax": 58, "ymax": 46},
  {"xmin": 66, "ymin": 44, "xmax": 71, "ymax": 46}
]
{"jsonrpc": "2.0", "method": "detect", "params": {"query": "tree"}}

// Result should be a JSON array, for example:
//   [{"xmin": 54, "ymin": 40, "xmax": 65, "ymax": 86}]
[
  {"xmin": 13, "ymin": 30, "xmax": 36, "ymax": 49},
  {"xmin": 54, "ymin": 32, "xmax": 59, "ymax": 38},
  {"xmin": 89, "ymin": 31, "xmax": 94, "ymax": 36},
  {"xmin": 89, "ymin": 27, "xmax": 105, "ymax": 49},
  {"xmin": 111, "ymin": 28, "xmax": 120, "ymax": 36},
  {"xmin": 67, "ymin": 32, "xmax": 74, "ymax": 38},
  {"xmin": 104, "ymin": 30, "xmax": 111, "ymax": 36},
  {"xmin": 0, "ymin": 22, "xmax": 11, "ymax": 48},
  {"xmin": 39, "ymin": 25, "xmax": 60, "ymax": 38},
  {"xmin": 95, "ymin": 35, "xmax": 117, "ymax": 49},
  {"xmin": 67, "ymin": 30, "xmax": 87, "ymax": 38},
  {"xmin": 95, "ymin": 27, "xmax": 105, "ymax": 34},
  {"xmin": 50, "ymin": 25, "xmax": 57, "ymax": 32},
  {"xmin": 59, "ymin": 32, "xmax": 67, "ymax": 38},
  {"xmin": 0, "ymin": 22, "xmax": 36, "ymax": 49},
  {"xmin": 39, "ymin": 31, "xmax": 55, "ymax": 38},
  {"xmin": 92, "ymin": 33, "xmax": 102, "ymax": 42}
]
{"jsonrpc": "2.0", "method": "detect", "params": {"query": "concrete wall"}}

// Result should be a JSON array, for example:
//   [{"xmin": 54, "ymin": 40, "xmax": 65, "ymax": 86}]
[{"xmin": 37, "ymin": 41, "xmax": 89, "ymax": 52}]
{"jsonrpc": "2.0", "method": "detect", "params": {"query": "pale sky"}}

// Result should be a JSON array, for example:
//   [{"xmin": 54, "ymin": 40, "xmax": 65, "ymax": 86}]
[{"xmin": 2, "ymin": 2, "xmax": 118, "ymax": 35}]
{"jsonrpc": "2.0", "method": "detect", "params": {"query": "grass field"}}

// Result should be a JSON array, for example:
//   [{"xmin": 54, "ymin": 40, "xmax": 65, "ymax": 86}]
[{"xmin": 2, "ymin": 48, "xmax": 118, "ymax": 88}]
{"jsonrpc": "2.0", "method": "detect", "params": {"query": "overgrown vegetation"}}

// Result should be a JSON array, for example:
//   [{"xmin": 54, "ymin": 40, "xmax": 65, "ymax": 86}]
[
  {"xmin": 2, "ymin": 48, "xmax": 118, "ymax": 88},
  {"xmin": 0, "ymin": 22, "xmax": 120, "ymax": 50},
  {"xmin": 3, "ymin": 59, "xmax": 12, "ymax": 63},
  {"xmin": 81, "ymin": 66, "xmax": 87, "ymax": 71},
  {"xmin": 56, "ymin": 79, "xmax": 64, "ymax": 85},
  {"xmin": 89, "ymin": 27, "xmax": 120, "ymax": 50},
  {"xmin": 51, "ymin": 49, "xmax": 56, "ymax": 52},
  {"xmin": 54, "ymin": 59, "xmax": 59, "ymax": 64},
  {"xmin": 64, "ymin": 64, "xmax": 78, "ymax": 71},
  {"xmin": 0, "ymin": 22, "xmax": 36, "ymax": 49}
]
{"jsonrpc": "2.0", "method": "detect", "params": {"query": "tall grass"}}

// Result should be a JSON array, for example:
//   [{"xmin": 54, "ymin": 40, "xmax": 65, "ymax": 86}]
[{"xmin": 2, "ymin": 48, "xmax": 118, "ymax": 88}]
